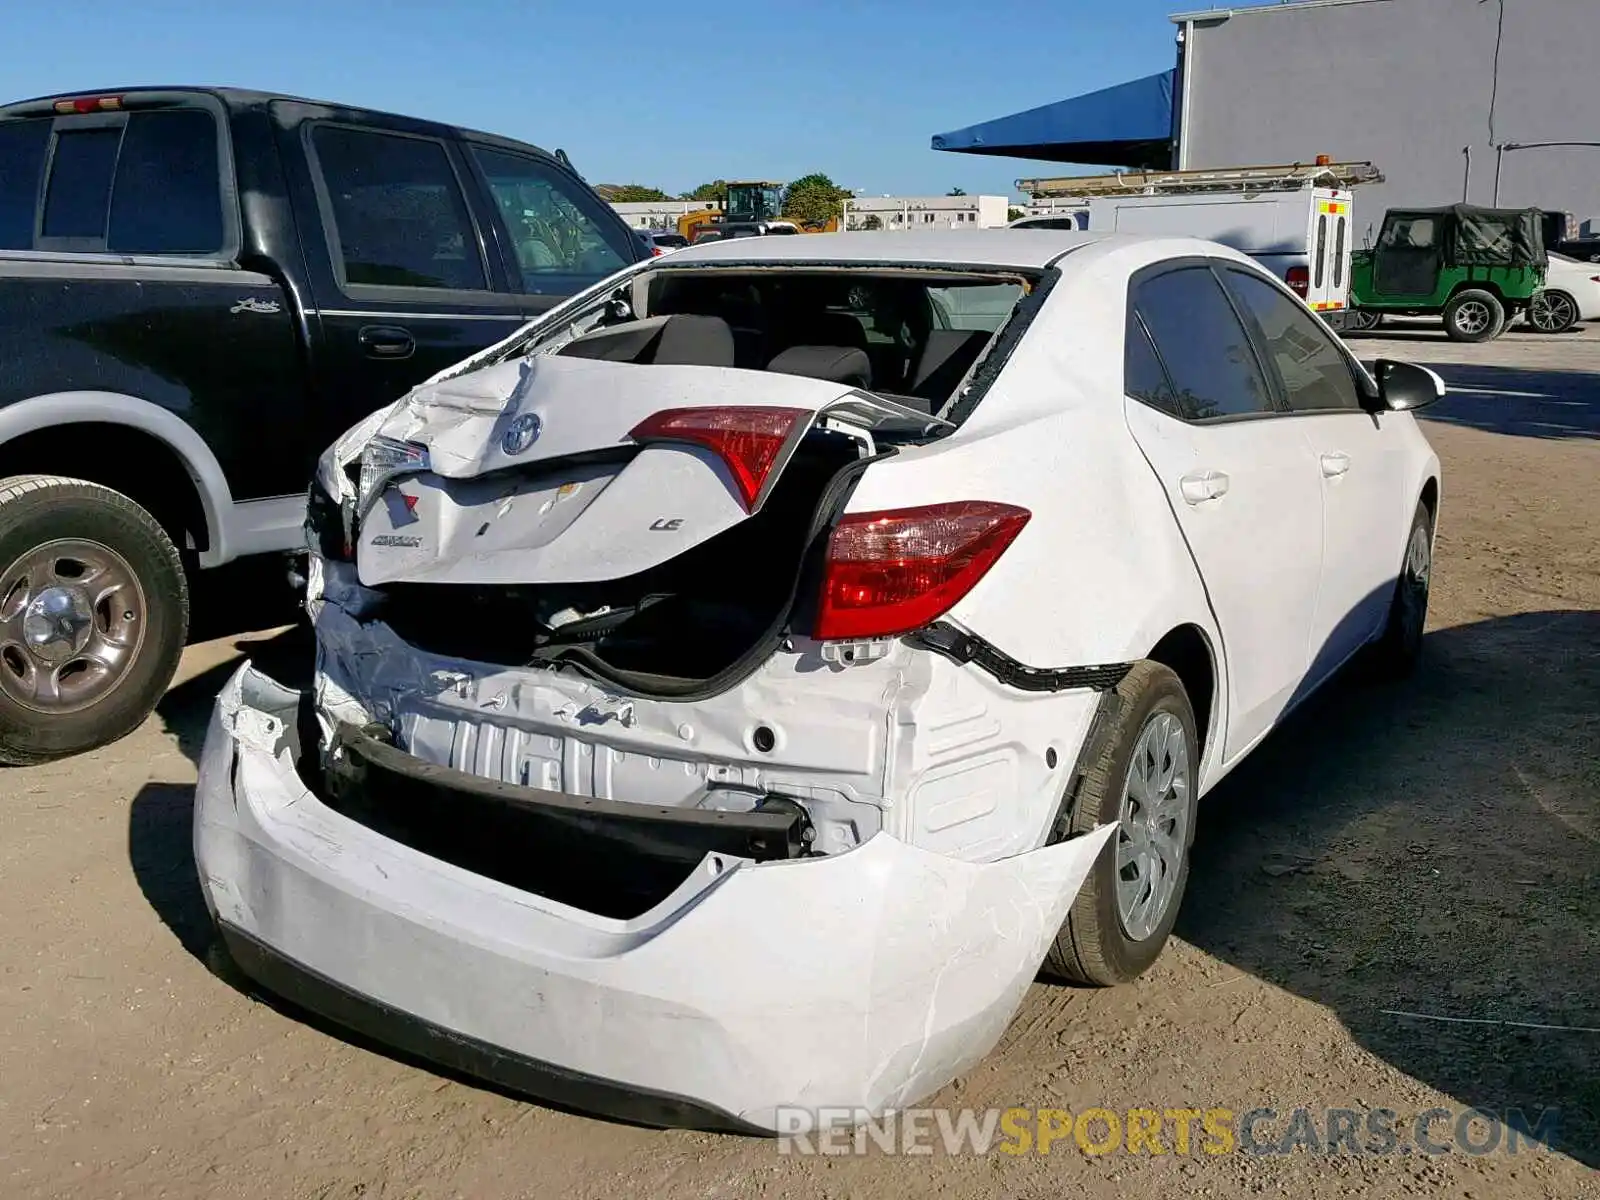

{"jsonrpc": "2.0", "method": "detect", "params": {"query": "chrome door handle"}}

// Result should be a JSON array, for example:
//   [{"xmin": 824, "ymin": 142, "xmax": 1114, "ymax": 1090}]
[
  {"xmin": 1179, "ymin": 469, "xmax": 1230, "ymax": 505},
  {"xmin": 1321, "ymin": 452, "xmax": 1351, "ymax": 478}
]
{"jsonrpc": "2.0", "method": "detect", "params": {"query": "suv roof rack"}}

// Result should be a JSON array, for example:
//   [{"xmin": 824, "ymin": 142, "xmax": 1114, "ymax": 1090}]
[{"xmin": 1018, "ymin": 161, "xmax": 1384, "ymax": 199}]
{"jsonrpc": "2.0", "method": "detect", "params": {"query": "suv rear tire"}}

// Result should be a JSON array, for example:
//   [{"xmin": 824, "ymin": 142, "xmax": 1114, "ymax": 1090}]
[
  {"xmin": 0, "ymin": 476, "xmax": 189, "ymax": 765},
  {"xmin": 1443, "ymin": 289, "xmax": 1505, "ymax": 342},
  {"xmin": 1042, "ymin": 661, "xmax": 1198, "ymax": 987}
]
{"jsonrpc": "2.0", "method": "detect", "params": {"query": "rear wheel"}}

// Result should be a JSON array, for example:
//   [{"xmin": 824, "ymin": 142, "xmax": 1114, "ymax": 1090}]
[
  {"xmin": 1528, "ymin": 290, "xmax": 1579, "ymax": 334},
  {"xmin": 0, "ymin": 476, "xmax": 189, "ymax": 765},
  {"xmin": 1042, "ymin": 661, "xmax": 1198, "ymax": 986},
  {"xmin": 1443, "ymin": 290, "xmax": 1505, "ymax": 342},
  {"xmin": 1346, "ymin": 308, "xmax": 1383, "ymax": 332}
]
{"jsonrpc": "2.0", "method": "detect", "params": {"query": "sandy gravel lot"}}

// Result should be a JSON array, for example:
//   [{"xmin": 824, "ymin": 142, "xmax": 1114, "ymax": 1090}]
[{"xmin": 2, "ymin": 326, "xmax": 1596, "ymax": 1199}]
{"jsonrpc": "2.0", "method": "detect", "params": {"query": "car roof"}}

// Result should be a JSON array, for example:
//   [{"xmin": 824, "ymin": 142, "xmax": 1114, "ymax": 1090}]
[{"xmin": 661, "ymin": 229, "xmax": 1108, "ymax": 270}]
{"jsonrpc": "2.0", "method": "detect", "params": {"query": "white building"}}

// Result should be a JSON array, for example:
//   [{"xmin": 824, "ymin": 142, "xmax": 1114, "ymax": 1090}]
[
  {"xmin": 609, "ymin": 200, "xmax": 718, "ymax": 231},
  {"xmin": 843, "ymin": 195, "xmax": 1010, "ymax": 232}
]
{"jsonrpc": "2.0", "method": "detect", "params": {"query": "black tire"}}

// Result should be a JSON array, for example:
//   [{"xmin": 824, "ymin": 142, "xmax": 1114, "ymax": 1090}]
[
  {"xmin": 1528, "ymin": 290, "xmax": 1580, "ymax": 334},
  {"xmin": 0, "ymin": 475, "xmax": 189, "ymax": 765},
  {"xmin": 1367, "ymin": 500, "xmax": 1433, "ymax": 679},
  {"xmin": 1442, "ymin": 289, "xmax": 1505, "ymax": 343},
  {"xmin": 1042, "ymin": 661, "xmax": 1198, "ymax": 987}
]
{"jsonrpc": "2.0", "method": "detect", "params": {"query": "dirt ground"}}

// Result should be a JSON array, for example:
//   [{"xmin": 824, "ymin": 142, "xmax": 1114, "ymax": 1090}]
[{"xmin": 2, "ymin": 326, "xmax": 1596, "ymax": 1199}]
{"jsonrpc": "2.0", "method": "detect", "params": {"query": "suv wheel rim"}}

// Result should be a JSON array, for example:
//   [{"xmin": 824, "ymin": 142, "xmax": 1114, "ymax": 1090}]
[
  {"xmin": 0, "ymin": 539, "xmax": 147, "ymax": 715},
  {"xmin": 1115, "ymin": 710, "xmax": 1191, "ymax": 942},
  {"xmin": 1454, "ymin": 300, "xmax": 1492, "ymax": 334}
]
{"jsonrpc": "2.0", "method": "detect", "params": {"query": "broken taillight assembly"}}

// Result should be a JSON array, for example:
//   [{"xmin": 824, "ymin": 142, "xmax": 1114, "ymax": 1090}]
[
  {"xmin": 628, "ymin": 406, "xmax": 809, "ymax": 511},
  {"xmin": 814, "ymin": 501, "xmax": 1031, "ymax": 641}
]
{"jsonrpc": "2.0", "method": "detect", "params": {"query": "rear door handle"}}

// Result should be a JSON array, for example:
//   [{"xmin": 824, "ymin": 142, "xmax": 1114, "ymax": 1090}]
[
  {"xmin": 1321, "ymin": 451, "xmax": 1351, "ymax": 478},
  {"xmin": 1179, "ymin": 469, "xmax": 1230, "ymax": 505},
  {"xmin": 359, "ymin": 325, "xmax": 416, "ymax": 360}
]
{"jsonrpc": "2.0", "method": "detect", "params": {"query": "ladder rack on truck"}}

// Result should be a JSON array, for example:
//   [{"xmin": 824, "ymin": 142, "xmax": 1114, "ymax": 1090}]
[{"xmin": 1017, "ymin": 160, "xmax": 1384, "ymax": 199}]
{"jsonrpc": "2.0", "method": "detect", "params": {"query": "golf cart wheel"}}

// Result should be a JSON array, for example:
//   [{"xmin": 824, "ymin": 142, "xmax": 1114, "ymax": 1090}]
[
  {"xmin": 1368, "ymin": 500, "xmax": 1433, "ymax": 679},
  {"xmin": 1347, "ymin": 308, "xmax": 1383, "ymax": 332},
  {"xmin": 1042, "ymin": 661, "xmax": 1198, "ymax": 987},
  {"xmin": 0, "ymin": 475, "xmax": 189, "ymax": 765},
  {"xmin": 1443, "ymin": 290, "xmax": 1505, "ymax": 342},
  {"xmin": 1528, "ymin": 290, "xmax": 1579, "ymax": 334}
]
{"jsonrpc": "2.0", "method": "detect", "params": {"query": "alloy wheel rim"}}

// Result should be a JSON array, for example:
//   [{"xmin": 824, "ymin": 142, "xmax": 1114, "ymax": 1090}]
[
  {"xmin": 1115, "ymin": 711, "xmax": 1191, "ymax": 942},
  {"xmin": 0, "ymin": 539, "xmax": 147, "ymax": 714},
  {"xmin": 1455, "ymin": 301, "xmax": 1492, "ymax": 334},
  {"xmin": 1531, "ymin": 293, "xmax": 1576, "ymax": 332}
]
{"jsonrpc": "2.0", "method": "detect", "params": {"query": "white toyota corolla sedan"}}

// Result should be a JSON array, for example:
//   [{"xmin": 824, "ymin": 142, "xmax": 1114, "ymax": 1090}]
[{"xmin": 195, "ymin": 231, "xmax": 1443, "ymax": 1132}]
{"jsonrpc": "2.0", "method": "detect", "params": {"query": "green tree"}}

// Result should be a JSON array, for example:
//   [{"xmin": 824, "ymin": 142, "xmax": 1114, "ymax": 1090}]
[
  {"xmin": 681, "ymin": 180, "xmax": 728, "ymax": 203},
  {"xmin": 782, "ymin": 173, "xmax": 849, "ymax": 227},
  {"xmin": 860, "ymin": 213, "xmax": 883, "ymax": 231},
  {"xmin": 947, "ymin": 187, "xmax": 967, "ymax": 196},
  {"xmin": 1007, "ymin": 207, "xmax": 1028, "ymax": 222},
  {"xmin": 603, "ymin": 184, "xmax": 671, "ymax": 203}
]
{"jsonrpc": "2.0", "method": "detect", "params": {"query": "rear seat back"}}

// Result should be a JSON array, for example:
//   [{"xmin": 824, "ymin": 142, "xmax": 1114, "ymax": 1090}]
[
  {"xmin": 910, "ymin": 329, "xmax": 991, "ymax": 402},
  {"xmin": 766, "ymin": 345, "xmax": 872, "ymax": 388}
]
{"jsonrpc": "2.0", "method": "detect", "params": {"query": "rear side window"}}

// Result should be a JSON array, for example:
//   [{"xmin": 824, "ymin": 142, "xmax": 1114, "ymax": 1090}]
[
  {"xmin": 1132, "ymin": 267, "xmax": 1275, "ymax": 420},
  {"xmin": 1333, "ymin": 216, "xmax": 1346, "ymax": 288},
  {"xmin": 313, "ymin": 126, "xmax": 487, "ymax": 291},
  {"xmin": 470, "ymin": 146, "xmax": 632, "ymax": 293},
  {"xmin": 42, "ymin": 126, "xmax": 122, "ymax": 239},
  {"xmin": 1124, "ymin": 311, "xmax": 1180, "ymax": 417},
  {"xmin": 1224, "ymin": 269, "xmax": 1361, "ymax": 413},
  {"xmin": 108, "ymin": 109, "xmax": 224, "ymax": 253},
  {"xmin": 1314, "ymin": 215, "xmax": 1328, "ymax": 289},
  {"xmin": 19, "ymin": 109, "xmax": 225, "ymax": 252},
  {"xmin": 0, "ymin": 118, "xmax": 51, "ymax": 248}
]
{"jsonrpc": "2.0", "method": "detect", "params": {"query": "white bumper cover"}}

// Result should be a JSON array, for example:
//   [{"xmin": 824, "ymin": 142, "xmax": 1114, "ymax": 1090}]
[{"xmin": 194, "ymin": 663, "xmax": 1115, "ymax": 1132}]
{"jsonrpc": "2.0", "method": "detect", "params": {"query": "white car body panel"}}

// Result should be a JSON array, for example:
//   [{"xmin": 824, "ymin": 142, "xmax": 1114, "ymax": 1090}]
[
  {"xmin": 1545, "ymin": 253, "xmax": 1600, "ymax": 320},
  {"xmin": 195, "ymin": 229, "xmax": 1442, "ymax": 1128}
]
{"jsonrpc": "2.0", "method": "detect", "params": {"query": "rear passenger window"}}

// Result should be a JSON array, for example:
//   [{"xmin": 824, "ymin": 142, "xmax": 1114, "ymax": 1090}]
[
  {"xmin": 1224, "ymin": 269, "xmax": 1361, "ymax": 413},
  {"xmin": 1124, "ymin": 311, "xmax": 1180, "ymax": 417},
  {"xmin": 41, "ymin": 126, "xmax": 121, "ymax": 239},
  {"xmin": 108, "ymin": 109, "xmax": 224, "ymax": 253},
  {"xmin": 313, "ymin": 126, "xmax": 486, "ymax": 291},
  {"xmin": 1132, "ymin": 267, "xmax": 1275, "ymax": 420},
  {"xmin": 0, "ymin": 118, "xmax": 51, "ymax": 249}
]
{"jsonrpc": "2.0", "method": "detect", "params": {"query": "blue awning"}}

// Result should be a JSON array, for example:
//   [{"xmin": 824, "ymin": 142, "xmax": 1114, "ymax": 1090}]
[{"xmin": 931, "ymin": 70, "xmax": 1175, "ymax": 168}]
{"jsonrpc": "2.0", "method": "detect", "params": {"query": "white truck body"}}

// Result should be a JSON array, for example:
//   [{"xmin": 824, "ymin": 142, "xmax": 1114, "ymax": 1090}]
[{"xmin": 1087, "ymin": 187, "xmax": 1355, "ymax": 314}]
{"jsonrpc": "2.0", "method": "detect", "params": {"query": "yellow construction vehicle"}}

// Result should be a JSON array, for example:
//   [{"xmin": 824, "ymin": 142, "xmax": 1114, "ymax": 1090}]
[{"xmin": 677, "ymin": 180, "xmax": 840, "ymax": 242}]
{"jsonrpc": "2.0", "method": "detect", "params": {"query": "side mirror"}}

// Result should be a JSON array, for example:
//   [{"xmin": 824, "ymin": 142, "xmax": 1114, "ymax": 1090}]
[{"xmin": 1371, "ymin": 358, "xmax": 1446, "ymax": 412}]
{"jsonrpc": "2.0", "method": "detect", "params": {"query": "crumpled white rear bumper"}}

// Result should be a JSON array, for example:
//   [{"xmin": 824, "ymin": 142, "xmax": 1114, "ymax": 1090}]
[{"xmin": 194, "ymin": 662, "xmax": 1115, "ymax": 1132}]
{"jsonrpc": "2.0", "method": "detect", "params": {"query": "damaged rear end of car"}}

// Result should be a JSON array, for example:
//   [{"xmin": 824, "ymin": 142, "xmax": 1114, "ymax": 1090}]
[{"xmin": 194, "ymin": 250, "xmax": 1118, "ymax": 1130}]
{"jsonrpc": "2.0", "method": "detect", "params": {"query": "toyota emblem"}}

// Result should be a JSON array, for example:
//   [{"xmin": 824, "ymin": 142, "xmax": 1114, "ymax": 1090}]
[{"xmin": 501, "ymin": 412, "xmax": 543, "ymax": 456}]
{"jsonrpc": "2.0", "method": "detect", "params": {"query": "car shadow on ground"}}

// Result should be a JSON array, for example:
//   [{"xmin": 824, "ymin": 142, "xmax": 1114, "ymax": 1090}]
[
  {"xmin": 128, "ymin": 610, "xmax": 1598, "ymax": 1157},
  {"xmin": 1177, "ymin": 609, "xmax": 1598, "ymax": 1167},
  {"xmin": 1410, "ymin": 362, "xmax": 1600, "ymax": 440}
]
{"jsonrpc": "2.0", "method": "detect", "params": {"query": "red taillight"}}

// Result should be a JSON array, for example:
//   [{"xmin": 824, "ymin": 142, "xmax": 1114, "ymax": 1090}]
[
  {"xmin": 54, "ymin": 95, "xmax": 122, "ymax": 114},
  {"xmin": 651, "ymin": 246, "xmax": 664, "ymax": 256},
  {"xmin": 1286, "ymin": 266, "xmax": 1310, "ymax": 298},
  {"xmin": 815, "ymin": 501, "xmax": 1031, "ymax": 641},
  {"xmin": 629, "ymin": 406, "xmax": 809, "ymax": 511}
]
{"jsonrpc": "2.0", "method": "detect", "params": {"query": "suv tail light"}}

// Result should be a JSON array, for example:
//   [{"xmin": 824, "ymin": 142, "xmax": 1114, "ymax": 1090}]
[
  {"xmin": 629, "ymin": 406, "xmax": 809, "ymax": 511},
  {"xmin": 1286, "ymin": 266, "xmax": 1310, "ymax": 298},
  {"xmin": 815, "ymin": 501, "xmax": 1031, "ymax": 641}
]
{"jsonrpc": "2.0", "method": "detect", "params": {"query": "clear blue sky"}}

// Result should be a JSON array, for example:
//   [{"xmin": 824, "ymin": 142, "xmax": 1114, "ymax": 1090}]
[{"xmin": 1, "ymin": 0, "xmax": 1210, "ymax": 200}]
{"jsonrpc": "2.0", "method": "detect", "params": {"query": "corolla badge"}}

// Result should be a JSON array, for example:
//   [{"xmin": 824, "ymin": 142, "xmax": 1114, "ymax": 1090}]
[{"xmin": 501, "ymin": 412, "xmax": 543, "ymax": 456}]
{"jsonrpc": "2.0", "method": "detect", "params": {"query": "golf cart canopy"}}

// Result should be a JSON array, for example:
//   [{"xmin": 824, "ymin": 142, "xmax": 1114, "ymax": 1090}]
[{"xmin": 1383, "ymin": 205, "xmax": 1546, "ymax": 267}]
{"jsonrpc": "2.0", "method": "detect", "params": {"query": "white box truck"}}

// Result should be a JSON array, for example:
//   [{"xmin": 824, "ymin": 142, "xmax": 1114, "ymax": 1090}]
[{"xmin": 1087, "ymin": 187, "xmax": 1355, "ymax": 315}]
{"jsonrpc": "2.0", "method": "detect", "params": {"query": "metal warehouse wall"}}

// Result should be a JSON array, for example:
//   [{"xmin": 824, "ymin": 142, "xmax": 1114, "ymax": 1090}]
[{"xmin": 1177, "ymin": 0, "xmax": 1599, "ymax": 239}]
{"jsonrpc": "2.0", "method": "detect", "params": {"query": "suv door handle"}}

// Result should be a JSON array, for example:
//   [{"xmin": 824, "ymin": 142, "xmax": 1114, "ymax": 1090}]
[
  {"xmin": 1179, "ymin": 469, "xmax": 1230, "ymax": 505},
  {"xmin": 359, "ymin": 325, "xmax": 416, "ymax": 360},
  {"xmin": 1320, "ymin": 451, "xmax": 1351, "ymax": 477}
]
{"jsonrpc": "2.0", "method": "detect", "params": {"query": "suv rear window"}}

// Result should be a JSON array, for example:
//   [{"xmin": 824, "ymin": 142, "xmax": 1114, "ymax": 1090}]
[
  {"xmin": 0, "ymin": 118, "xmax": 51, "ymax": 249},
  {"xmin": 3, "ymin": 108, "xmax": 225, "ymax": 253}
]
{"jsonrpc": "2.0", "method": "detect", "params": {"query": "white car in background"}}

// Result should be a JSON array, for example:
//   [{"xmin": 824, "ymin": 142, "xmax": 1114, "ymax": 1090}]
[
  {"xmin": 195, "ymin": 231, "xmax": 1443, "ymax": 1132},
  {"xmin": 1527, "ymin": 251, "xmax": 1600, "ymax": 331}
]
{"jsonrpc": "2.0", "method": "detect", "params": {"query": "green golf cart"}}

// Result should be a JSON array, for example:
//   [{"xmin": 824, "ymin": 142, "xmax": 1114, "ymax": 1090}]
[{"xmin": 1346, "ymin": 204, "xmax": 1546, "ymax": 342}]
